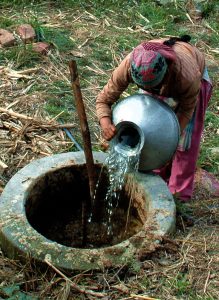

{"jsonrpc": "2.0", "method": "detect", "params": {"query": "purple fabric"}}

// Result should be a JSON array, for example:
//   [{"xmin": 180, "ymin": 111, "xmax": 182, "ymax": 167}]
[{"xmin": 154, "ymin": 78, "xmax": 213, "ymax": 200}]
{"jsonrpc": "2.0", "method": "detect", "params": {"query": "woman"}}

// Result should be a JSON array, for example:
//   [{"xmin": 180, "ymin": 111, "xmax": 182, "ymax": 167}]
[{"xmin": 96, "ymin": 35, "xmax": 213, "ymax": 201}]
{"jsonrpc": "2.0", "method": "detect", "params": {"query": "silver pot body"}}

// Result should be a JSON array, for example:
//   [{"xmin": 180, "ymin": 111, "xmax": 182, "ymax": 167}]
[{"xmin": 111, "ymin": 94, "xmax": 180, "ymax": 171}]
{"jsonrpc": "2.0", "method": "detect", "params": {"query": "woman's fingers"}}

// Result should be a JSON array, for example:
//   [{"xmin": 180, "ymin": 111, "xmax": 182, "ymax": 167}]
[
  {"xmin": 102, "ymin": 124, "xmax": 116, "ymax": 140},
  {"xmin": 100, "ymin": 117, "xmax": 116, "ymax": 141}
]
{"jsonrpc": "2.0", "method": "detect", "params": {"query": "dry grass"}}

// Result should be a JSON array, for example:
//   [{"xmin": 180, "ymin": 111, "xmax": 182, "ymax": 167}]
[{"xmin": 0, "ymin": 61, "xmax": 78, "ymax": 181}]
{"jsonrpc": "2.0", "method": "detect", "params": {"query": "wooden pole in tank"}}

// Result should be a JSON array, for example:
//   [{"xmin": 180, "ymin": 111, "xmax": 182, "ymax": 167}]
[
  {"xmin": 69, "ymin": 60, "xmax": 96, "ymax": 201},
  {"xmin": 69, "ymin": 60, "xmax": 97, "ymax": 245}
]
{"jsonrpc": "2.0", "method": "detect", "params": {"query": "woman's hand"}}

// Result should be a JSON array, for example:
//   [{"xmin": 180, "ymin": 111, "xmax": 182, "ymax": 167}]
[
  {"xmin": 176, "ymin": 112, "xmax": 189, "ymax": 134},
  {"xmin": 100, "ymin": 117, "xmax": 116, "ymax": 141}
]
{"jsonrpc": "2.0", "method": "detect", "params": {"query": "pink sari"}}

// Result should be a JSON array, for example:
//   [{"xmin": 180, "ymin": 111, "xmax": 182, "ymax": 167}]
[{"xmin": 154, "ymin": 70, "xmax": 213, "ymax": 200}]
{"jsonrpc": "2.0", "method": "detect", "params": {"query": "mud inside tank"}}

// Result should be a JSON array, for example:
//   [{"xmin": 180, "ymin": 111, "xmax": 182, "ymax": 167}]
[{"xmin": 25, "ymin": 164, "xmax": 147, "ymax": 248}]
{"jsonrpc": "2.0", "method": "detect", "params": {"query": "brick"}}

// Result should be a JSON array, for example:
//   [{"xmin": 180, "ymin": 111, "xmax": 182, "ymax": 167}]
[
  {"xmin": 0, "ymin": 29, "xmax": 16, "ymax": 47},
  {"xmin": 17, "ymin": 24, "xmax": 36, "ymax": 43},
  {"xmin": 32, "ymin": 42, "xmax": 50, "ymax": 55}
]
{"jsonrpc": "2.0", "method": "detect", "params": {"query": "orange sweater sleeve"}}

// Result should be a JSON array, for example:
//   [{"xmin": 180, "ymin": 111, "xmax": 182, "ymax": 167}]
[
  {"xmin": 172, "ymin": 43, "xmax": 205, "ymax": 121},
  {"xmin": 177, "ymin": 76, "xmax": 201, "ymax": 120},
  {"xmin": 96, "ymin": 53, "xmax": 132, "ymax": 121}
]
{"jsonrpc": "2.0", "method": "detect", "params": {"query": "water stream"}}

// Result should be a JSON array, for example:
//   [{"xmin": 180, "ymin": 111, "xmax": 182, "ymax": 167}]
[
  {"xmin": 90, "ymin": 127, "xmax": 142, "ymax": 237},
  {"xmin": 104, "ymin": 146, "xmax": 140, "ymax": 235}
]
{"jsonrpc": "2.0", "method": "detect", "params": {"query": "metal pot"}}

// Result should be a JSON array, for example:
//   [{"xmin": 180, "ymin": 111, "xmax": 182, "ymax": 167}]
[{"xmin": 111, "ymin": 93, "xmax": 180, "ymax": 171}]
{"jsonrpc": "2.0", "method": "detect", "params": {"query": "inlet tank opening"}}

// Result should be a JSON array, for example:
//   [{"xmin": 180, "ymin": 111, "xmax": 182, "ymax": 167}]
[
  {"xmin": 118, "ymin": 127, "xmax": 140, "ymax": 149},
  {"xmin": 113, "ymin": 124, "xmax": 143, "ymax": 157},
  {"xmin": 25, "ymin": 164, "xmax": 147, "ymax": 249}
]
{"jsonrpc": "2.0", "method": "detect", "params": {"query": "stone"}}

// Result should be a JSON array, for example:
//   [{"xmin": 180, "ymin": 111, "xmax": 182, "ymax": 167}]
[
  {"xmin": 0, "ymin": 29, "xmax": 16, "ymax": 47},
  {"xmin": 194, "ymin": 167, "xmax": 219, "ymax": 198},
  {"xmin": 0, "ymin": 151, "xmax": 175, "ymax": 271},
  {"xmin": 16, "ymin": 24, "xmax": 36, "ymax": 43},
  {"xmin": 32, "ymin": 42, "xmax": 50, "ymax": 55},
  {"xmin": 210, "ymin": 147, "xmax": 219, "ymax": 159}
]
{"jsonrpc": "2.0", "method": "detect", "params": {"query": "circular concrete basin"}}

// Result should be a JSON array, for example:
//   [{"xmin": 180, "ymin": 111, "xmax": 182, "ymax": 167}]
[{"xmin": 0, "ymin": 151, "xmax": 175, "ymax": 270}]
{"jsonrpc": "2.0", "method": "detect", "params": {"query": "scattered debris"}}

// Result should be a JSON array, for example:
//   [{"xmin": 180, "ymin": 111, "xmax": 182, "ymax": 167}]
[
  {"xmin": 0, "ymin": 159, "xmax": 8, "ymax": 174},
  {"xmin": 210, "ymin": 147, "xmax": 219, "ymax": 159}
]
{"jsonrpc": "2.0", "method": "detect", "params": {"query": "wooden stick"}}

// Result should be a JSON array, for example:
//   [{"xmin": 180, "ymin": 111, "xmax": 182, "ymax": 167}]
[
  {"xmin": 69, "ymin": 60, "xmax": 97, "ymax": 246},
  {"xmin": 0, "ymin": 107, "xmax": 75, "ymax": 129},
  {"xmin": 44, "ymin": 259, "xmax": 106, "ymax": 298},
  {"xmin": 0, "ymin": 107, "xmax": 34, "ymax": 120},
  {"xmin": 203, "ymin": 270, "xmax": 211, "ymax": 293},
  {"xmin": 130, "ymin": 294, "xmax": 160, "ymax": 300},
  {"xmin": 69, "ymin": 60, "xmax": 96, "ymax": 201}
]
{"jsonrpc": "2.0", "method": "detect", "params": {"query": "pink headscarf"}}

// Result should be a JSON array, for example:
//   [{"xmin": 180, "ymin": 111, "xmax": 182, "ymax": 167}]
[
  {"xmin": 141, "ymin": 42, "xmax": 176, "ymax": 62},
  {"xmin": 130, "ymin": 41, "xmax": 176, "ymax": 88}
]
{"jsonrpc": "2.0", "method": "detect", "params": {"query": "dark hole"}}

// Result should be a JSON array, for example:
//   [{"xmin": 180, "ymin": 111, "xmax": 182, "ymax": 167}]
[
  {"xmin": 25, "ymin": 164, "xmax": 146, "ymax": 249},
  {"xmin": 118, "ymin": 127, "xmax": 140, "ymax": 149}
]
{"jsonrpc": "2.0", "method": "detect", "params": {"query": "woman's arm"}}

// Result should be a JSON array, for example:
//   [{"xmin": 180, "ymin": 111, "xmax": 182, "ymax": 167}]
[
  {"xmin": 96, "ymin": 53, "xmax": 132, "ymax": 140},
  {"xmin": 176, "ymin": 78, "xmax": 201, "ymax": 133},
  {"xmin": 96, "ymin": 53, "xmax": 132, "ymax": 122}
]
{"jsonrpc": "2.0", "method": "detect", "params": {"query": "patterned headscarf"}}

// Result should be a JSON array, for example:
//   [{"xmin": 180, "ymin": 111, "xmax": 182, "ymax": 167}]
[{"xmin": 130, "ymin": 42, "xmax": 176, "ymax": 88}]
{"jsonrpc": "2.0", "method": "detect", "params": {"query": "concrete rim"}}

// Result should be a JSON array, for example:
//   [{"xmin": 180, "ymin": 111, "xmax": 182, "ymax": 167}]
[{"xmin": 0, "ymin": 151, "xmax": 176, "ymax": 270}]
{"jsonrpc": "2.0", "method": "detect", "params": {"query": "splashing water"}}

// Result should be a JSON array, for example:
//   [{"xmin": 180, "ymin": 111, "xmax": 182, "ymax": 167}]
[{"xmin": 104, "ymin": 146, "xmax": 140, "ymax": 235}]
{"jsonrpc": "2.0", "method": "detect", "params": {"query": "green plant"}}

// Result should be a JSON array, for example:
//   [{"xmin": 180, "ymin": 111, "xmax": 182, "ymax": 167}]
[
  {"xmin": 0, "ymin": 44, "xmax": 41, "ymax": 68},
  {"xmin": 0, "ymin": 16, "xmax": 14, "ymax": 28}
]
